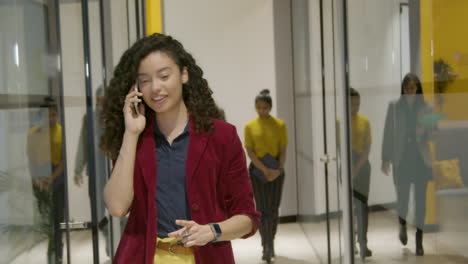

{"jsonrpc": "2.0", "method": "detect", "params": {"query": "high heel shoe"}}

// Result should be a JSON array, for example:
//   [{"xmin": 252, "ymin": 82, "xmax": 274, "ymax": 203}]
[
  {"xmin": 416, "ymin": 230, "xmax": 424, "ymax": 256},
  {"xmin": 399, "ymin": 224, "xmax": 408, "ymax": 246}
]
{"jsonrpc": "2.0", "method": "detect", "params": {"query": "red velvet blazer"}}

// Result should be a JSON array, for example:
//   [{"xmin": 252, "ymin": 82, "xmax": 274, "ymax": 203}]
[{"xmin": 113, "ymin": 116, "xmax": 260, "ymax": 264}]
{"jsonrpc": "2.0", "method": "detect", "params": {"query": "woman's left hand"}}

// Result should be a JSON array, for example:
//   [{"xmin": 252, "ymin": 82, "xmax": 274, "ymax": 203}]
[{"xmin": 168, "ymin": 220, "xmax": 215, "ymax": 247}]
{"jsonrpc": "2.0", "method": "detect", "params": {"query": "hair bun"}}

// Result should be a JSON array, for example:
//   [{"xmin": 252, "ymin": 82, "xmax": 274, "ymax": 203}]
[{"xmin": 260, "ymin": 89, "xmax": 270, "ymax": 95}]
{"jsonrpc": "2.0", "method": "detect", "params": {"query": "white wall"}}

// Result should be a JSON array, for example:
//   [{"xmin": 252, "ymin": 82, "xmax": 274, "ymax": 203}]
[{"xmin": 163, "ymin": 0, "xmax": 298, "ymax": 216}]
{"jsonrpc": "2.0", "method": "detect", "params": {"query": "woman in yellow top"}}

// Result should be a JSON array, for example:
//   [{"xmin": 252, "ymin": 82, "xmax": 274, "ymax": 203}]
[
  {"xmin": 27, "ymin": 97, "xmax": 64, "ymax": 263},
  {"xmin": 244, "ymin": 89, "xmax": 287, "ymax": 263},
  {"xmin": 350, "ymin": 88, "xmax": 372, "ymax": 261}
]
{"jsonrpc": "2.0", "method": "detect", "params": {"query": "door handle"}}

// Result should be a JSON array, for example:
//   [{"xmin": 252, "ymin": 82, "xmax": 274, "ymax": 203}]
[
  {"xmin": 60, "ymin": 221, "xmax": 91, "ymax": 230},
  {"xmin": 320, "ymin": 154, "xmax": 337, "ymax": 164}
]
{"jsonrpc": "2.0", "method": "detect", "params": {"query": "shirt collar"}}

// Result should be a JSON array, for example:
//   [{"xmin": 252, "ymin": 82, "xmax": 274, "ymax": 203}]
[{"xmin": 154, "ymin": 120, "xmax": 190, "ymax": 139}]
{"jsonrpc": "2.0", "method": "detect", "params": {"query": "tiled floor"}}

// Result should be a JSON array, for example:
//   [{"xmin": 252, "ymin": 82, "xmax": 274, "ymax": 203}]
[
  {"xmin": 232, "ymin": 222, "xmax": 318, "ymax": 264},
  {"xmin": 233, "ymin": 210, "xmax": 468, "ymax": 264},
  {"xmin": 7, "ymin": 210, "xmax": 468, "ymax": 263}
]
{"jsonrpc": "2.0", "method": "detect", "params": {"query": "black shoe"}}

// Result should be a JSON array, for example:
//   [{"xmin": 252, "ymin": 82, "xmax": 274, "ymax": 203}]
[
  {"xmin": 262, "ymin": 254, "xmax": 272, "ymax": 263},
  {"xmin": 262, "ymin": 248, "xmax": 272, "ymax": 263},
  {"xmin": 416, "ymin": 231, "xmax": 424, "ymax": 256},
  {"xmin": 399, "ymin": 225, "xmax": 408, "ymax": 245},
  {"xmin": 416, "ymin": 246, "xmax": 424, "ymax": 256},
  {"xmin": 365, "ymin": 248, "xmax": 372, "ymax": 257},
  {"xmin": 98, "ymin": 216, "xmax": 109, "ymax": 230},
  {"xmin": 359, "ymin": 247, "xmax": 372, "ymax": 261}
]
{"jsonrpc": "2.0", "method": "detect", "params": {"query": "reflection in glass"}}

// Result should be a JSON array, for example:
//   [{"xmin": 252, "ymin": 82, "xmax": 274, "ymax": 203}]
[
  {"xmin": 347, "ymin": 0, "xmax": 468, "ymax": 263},
  {"xmin": 26, "ymin": 98, "xmax": 65, "ymax": 263},
  {"xmin": 381, "ymin": 74, "xmax": 433, "ymax": 256},
  {"xmin": 350, "ymin": 87, "xmax": 372, "ymax": 261}
]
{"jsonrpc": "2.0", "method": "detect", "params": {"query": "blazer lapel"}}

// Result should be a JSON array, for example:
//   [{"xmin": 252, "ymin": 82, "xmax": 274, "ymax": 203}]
[
  {"xmin": 137, "ymin": 114, "xmax": 157, "ymax": 195},
  {"xmin": 186, "ymin": 120, "xmax": 211, "ymax": 189}
]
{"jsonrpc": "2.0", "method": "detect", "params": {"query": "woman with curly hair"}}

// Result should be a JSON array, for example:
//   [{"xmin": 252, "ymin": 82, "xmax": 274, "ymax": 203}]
[{"xmin": 100, "ymin": 33, "xmax": 260, "ymax": 264}]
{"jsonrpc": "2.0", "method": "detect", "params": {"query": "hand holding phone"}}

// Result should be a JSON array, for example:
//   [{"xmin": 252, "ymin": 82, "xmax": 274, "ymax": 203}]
[{"xmin": 134, "ymin": 83, "xmax": 140, "ymax": 115}]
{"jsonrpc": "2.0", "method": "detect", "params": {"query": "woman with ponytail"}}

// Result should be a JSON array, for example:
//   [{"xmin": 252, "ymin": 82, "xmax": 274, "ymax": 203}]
[{"xmin": 244, "ymin": 89, "xmax": 288, "ymax": 263}]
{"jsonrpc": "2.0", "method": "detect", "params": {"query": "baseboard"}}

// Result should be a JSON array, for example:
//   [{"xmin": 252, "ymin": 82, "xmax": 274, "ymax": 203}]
[
  {"xmin": 368, "ymin": 202, "xmax": 396, "ymax": 212},
  {"xmin": 297, "ymin": 211, "xmax": 342, "ymax": 223},
  {"xmin": 424, "ymin": 224, "xmax": 439, "ymax": 233},
  {"xmin": 279, "ymin": 215, "xmax": 297, "ymax": 223},
  {"xmin": 281, "ymin": 204, "xmax": 439, "ymax": 234},
  {"xmin": 290, "ymin": 202, "xmax": 397, "ymax": 224}
]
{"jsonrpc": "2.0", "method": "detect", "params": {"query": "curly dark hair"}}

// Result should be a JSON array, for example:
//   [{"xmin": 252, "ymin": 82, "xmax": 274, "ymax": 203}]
[{"xmin": 100, "ymin": 33, "xmax": 225, "ymax": 160}]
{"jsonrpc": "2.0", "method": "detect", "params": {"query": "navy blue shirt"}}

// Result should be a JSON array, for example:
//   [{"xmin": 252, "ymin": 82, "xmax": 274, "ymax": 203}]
[{"xmin": 154, "ymin": 121, "xmax": 190, "ymax": 237}]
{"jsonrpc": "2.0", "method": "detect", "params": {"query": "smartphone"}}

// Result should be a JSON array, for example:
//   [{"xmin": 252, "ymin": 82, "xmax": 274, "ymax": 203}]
[{"xmin": 133, "ymin": 83, "xmax": 140, "ymax": 115}]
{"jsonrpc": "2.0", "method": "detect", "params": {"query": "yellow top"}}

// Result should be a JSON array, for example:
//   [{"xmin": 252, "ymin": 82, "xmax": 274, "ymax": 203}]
[
  {"xmin": 244, "ymin": 116, "xmax": 288, "ymax": 158},
  {"xmin": 351, "ymin": 114, "xmax": 371, "ymax": 154},
  {"xmin": 27, "ymin": 123, "xmax": 62, "ymax": 166}
]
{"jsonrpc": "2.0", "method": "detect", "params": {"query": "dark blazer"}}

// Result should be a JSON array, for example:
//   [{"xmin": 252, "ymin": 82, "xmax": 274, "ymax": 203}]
[
  {"xmin": 113, "ymin": 114, "xmax": 260, "ymax": 264},
  {"xmin": 382, "ymin": 98, "xmax": 434, "ymax": 169}
]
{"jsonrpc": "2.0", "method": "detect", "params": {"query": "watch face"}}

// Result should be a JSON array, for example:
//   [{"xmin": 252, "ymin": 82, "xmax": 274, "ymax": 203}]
[{"xmin": 213, "ymin": 223, "xmax": 222, "ymax": 236}]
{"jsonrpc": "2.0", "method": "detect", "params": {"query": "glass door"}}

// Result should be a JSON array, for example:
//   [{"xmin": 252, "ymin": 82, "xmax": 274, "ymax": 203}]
[
  {"xmin": 292, "ymin": 0, "xmax": 353, "ymax": 263},
  {"xmin": 0, "ymin": 0, "xmax": 142, "ymax": 263},
  {"xmin": 345, "ymin": 0, "xmax": 468, "ymax": 263},
  {"xmin": 0, "ymin": 0, "xmax": 70, "ymax": 263},
  {"xmin": 58, "ymin": 0, "xmax": 109, "ymax": 262}
]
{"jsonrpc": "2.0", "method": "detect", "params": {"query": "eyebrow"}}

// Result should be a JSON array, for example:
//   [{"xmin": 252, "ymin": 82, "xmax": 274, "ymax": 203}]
[{"xmin": 137, "ymin": 67, "xmax": 171, "ymax": 77}]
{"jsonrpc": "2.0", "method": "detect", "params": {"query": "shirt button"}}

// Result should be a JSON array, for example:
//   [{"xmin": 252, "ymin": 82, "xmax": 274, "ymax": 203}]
[{"xmin": 192, "ymin": 203, "xmax": 199, "ymax": 212}]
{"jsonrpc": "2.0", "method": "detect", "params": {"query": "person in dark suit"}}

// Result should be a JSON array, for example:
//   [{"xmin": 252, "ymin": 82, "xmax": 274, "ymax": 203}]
[
  {"xmin": 381, "ymin": 73, "xmax": 434, "ymax": 256},
  {"xmin": 99, "ymin": 33, "xmax": 260, "ymax": 264}
]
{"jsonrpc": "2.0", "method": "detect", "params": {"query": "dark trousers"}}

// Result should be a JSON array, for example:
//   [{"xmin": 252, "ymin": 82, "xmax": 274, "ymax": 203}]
[
  {"xmin": 395, "ymin": 179, "xmax": 428, "ymax": 230},
  {"xmin": 33, "ymin": 175, "xmax": 64, "ymax": 264},
  {"xmin": 250, "ymin": 167, "xmax": 284, "ymax": 255},
  {"xmin": 394, "ymin": 159, "xmax": 430, "ymax": 230},
  {"xmin": 352, "ymin": 154, "xmax": 371, "ymax": 249},
  {"xmin": 51, "ymin": 180, "xmax": 64, "ymax": 263}
]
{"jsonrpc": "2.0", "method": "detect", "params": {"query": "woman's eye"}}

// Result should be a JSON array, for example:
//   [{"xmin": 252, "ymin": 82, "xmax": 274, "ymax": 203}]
[{"xmin": 161, "ymin": 75, "xmax": 169, "ymax": 80}]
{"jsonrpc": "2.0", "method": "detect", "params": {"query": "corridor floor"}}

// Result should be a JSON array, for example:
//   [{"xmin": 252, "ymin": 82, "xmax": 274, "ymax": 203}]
[{"xmin": 8, "ymin": 211, "xmax": 468, "ymax": 263}]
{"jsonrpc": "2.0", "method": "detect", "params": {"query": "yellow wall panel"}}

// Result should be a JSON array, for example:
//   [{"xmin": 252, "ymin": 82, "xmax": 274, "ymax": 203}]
[
  {"xmin": 146, "ymin": 0, "xmax": 163, "ymax": 35},
  {"xmin": 433, "ymin": 0, "xmax": 468, "ymax": 119}
]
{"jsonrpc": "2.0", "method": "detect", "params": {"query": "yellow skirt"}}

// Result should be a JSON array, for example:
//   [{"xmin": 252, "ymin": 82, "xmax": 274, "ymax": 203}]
[{"xmin": 154, "ymin": 237, "xmax": 195, "ymax": 264}]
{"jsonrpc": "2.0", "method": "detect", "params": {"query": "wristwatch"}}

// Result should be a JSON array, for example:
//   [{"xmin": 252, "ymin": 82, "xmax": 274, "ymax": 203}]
[{"xmin": 209, "ymin": 223, "xmax": 222, "ymax": 242}]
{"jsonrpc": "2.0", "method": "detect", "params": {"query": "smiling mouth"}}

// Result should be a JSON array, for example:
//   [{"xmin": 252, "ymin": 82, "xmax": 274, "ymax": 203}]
[{"xmin": 152, "ymin": 96, "xmax": 167, "ymax": 102}]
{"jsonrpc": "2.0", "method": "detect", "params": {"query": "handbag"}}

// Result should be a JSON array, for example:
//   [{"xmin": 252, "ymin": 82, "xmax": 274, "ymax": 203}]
[{"xmin": 251, "ymin": 154, "xmax": 279, "ymax": 183}]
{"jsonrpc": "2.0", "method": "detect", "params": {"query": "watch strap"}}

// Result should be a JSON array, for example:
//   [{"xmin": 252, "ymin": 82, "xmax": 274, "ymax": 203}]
[{"xmin": 209, "ymin": 223, "xmax": 222, "ymax": 243}]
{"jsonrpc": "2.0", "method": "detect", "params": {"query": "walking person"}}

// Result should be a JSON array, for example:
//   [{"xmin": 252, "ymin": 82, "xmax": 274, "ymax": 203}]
[
  {"xmin": 350, "ymin": 88, "xmax": 372, "ymax": 261},
  {"xmin": 381, "ymin": 73, "xmax": 434, "ymax": 256},
  {"xmin": 100, "ymin": 33, "xmax": 260, "ymax": 264},
  {"xmin": 27, "ymin": 97, "xmax": 64, "ymax": 263},
  {"xmin": 244, "ymin": 89, "xmax": 288, "ymax": 263}
]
